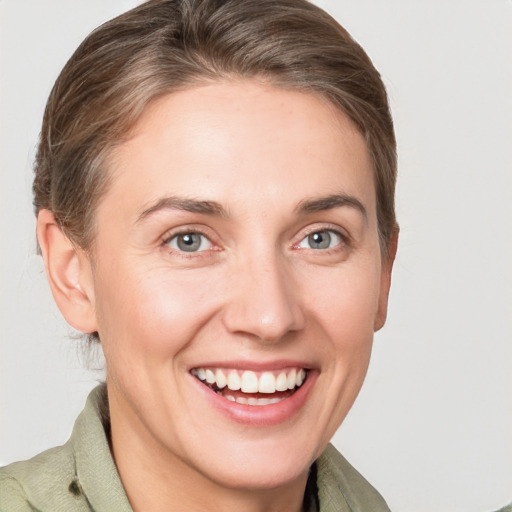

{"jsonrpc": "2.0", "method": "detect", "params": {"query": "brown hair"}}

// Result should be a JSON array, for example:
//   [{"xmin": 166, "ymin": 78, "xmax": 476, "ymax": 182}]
[{"xmin": 34, "ymin": 0, "xmax": 397, "ymax": 255}]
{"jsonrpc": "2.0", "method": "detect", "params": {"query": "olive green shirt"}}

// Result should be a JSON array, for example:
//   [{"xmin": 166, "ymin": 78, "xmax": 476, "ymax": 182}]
[{"xmin": 0, "ymin": 385, "xmax": 390, "ymax": 511}]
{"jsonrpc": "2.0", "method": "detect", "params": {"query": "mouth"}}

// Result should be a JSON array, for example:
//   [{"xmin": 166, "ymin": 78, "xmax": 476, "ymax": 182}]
[{"xmin": 190, "ymin": 367, "xmax": 309, "ymax": 406}]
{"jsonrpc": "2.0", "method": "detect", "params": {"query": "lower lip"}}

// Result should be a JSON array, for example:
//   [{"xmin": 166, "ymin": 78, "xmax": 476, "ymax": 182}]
[{"xmin": 190, "ymin": 371, "xmax": 318, "ymax": 426}]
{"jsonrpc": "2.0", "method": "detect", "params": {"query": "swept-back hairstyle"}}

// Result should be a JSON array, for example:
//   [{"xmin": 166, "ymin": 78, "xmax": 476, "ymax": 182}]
[{"xmin": 34, "ymin": 0, "xmax": 396, "ymax": 254}]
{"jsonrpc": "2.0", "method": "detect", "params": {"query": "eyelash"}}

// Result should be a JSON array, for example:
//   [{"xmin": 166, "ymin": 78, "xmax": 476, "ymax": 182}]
[
  {"xmin": 294, "ymin": 225, "xmax": 349, "ymax": 253},
  {"xmin": 162, "ymin": 228, "xmax": 216, "ymax": 258},
  {"xmin": 161, "ymin": 224, "xmax": 349, "ymax": 260}
]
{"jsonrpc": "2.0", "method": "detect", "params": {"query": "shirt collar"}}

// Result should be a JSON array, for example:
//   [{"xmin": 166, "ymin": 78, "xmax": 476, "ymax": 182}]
[{"xmin": 70, "ymin": 384, "xmax": 133, "ymax": 511}]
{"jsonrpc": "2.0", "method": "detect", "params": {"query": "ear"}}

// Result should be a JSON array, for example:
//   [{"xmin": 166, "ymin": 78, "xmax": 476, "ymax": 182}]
[
  {"xmin": 374, "ymin": 226, "xmax": 399, "ymax": 332},
  {"xmin": 37, "ymin": 209, "xmax": 98, "ymax": 334}
]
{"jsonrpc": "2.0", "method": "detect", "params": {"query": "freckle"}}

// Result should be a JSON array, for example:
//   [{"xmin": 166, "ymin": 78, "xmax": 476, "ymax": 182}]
[{"xmin": 69, "ymin": 479, "xmax": 82, "ymax": 496}]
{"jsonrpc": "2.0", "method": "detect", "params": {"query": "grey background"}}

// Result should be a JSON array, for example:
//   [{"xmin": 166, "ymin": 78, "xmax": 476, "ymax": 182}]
[{"xmin": 1, "ymin": 1, "xmax": 511, "ymax": 510}]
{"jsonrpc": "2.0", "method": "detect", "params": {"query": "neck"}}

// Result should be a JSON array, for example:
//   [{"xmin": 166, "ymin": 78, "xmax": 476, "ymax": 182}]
[{"xmin": 108, "ymin": 386, "xmax": 310, "ymax": 512}]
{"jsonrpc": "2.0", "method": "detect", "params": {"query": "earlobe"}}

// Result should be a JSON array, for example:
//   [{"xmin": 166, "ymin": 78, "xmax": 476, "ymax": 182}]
[
  {"xmin": 374, "ymin": 226, "xmax": 399, "ymax": 332},
  {"xmin": 36, "ymin": 209, "xmax": 98, "ymax": 334}
]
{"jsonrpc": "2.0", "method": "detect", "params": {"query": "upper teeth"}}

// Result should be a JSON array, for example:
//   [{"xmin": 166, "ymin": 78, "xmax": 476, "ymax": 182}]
[{"xmin": 192, "ymin": 367, "xmax": 307, "ymax": 394}]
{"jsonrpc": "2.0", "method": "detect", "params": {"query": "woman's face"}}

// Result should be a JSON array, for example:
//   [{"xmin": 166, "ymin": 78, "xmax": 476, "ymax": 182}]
[{"xmin": 85, "ymin": 81, "xmax": 393, "ymax": 490}]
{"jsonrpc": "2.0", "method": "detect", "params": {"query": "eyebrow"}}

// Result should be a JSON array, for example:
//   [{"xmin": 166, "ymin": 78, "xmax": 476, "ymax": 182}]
[
  {"xmin": 137, "ymin": 196, "xmax": 228, "ymax": 222},
  {"xmin": 137, "ymin": 193, "xmax": 367, "ymax": 223},
  {"xmin": 295, "ymin": 193, "xmax": 368, "ymax": 221}
]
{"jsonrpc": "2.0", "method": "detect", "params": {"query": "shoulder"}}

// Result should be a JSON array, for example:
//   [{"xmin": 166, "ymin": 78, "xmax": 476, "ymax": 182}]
[
  {"xmin": 0, "ymin": 385, "xmax": 113, "ymax": 512},
  {"xmin": 316, "ymin": 444, "xmax": 390, "ymax": 512},
  {"xmin": 492, "ymin": 505, "xmax": 512, "ymax": 512},
  {"xmin": 0, "ymin": 444, "xmax": 90, "ymax": 512},
  {"xmin": 0, "ymin": 385, "xmax": 130, "ymax": 512},
  {"xmin": 0, "ymin": 471, "xmax": 30, "ymax": 512}
]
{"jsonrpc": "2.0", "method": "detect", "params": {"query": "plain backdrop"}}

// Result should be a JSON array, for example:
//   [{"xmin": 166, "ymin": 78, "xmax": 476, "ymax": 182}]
[{"xmin": 1, "ymin": 1, "xmax": 511, "ymax": 511}]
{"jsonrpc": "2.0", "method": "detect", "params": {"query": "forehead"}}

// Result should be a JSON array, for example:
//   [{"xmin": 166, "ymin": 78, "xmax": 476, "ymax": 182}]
[{"xmin": 102, "ymin": 80, "xmax": 376, "ymax": 222}]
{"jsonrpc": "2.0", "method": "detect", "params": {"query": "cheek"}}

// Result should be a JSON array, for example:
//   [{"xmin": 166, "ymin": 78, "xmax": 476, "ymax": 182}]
[
  {"xmin": 304, "ymin": 263, "xmax": 381, "ymax": 441},
  {"xmin": 93, "ymin": 261, "xmax": 222, "ymax": 362},
  {"xmin": 303, "ymin": 261, "xmax": 382, "ymax": 346}
]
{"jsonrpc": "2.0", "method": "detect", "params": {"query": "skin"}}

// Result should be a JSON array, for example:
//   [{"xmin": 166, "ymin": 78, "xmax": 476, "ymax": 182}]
[{"xmin": 38, "ymin": 80, "xmax": 397, "ymax": 512}]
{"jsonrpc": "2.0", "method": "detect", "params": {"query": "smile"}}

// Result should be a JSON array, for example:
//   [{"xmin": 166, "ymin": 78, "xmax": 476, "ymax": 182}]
[{"xmin": 191, "ymin": 367, "xmax": 308, "ymax": 406}]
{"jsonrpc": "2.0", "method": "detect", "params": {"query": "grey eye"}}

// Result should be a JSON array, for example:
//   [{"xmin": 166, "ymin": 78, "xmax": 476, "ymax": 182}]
[
  {"xmin": 298, "ymin": 230, "xmax": 341, "ymax": 250},
  {"xmin": 167, "ymin": 233, "xmax": 211, "ymax": 252}
]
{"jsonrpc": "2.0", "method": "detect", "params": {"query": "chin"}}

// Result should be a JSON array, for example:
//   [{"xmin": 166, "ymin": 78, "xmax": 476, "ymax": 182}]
[
  {"xmin": 184, "ymin": 431, "xmax": 323, "ymax": 491},
  {"xmin": 205, "ymin": 454, "xmax": 312, "ymax": 491}
]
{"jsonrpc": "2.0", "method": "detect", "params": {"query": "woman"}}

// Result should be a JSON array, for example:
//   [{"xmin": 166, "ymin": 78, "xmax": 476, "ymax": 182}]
[{"xmin": 0, "ymin": 0, "xmax": 398, "ymax": 510}]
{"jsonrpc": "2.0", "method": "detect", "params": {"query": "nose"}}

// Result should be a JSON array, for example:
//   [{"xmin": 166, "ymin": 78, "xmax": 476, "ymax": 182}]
[{"xmin": 222, "ymin": 254, "xmax": 305, "ymax": 344}]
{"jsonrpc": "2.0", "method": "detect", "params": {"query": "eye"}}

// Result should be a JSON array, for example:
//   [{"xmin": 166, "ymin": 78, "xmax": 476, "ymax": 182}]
[
  {"xmin": 297, "ymin": 229, "xmax": 342, "ymax": 250},
  {"xmin": 166, "ymin": 232, "xmax": 212, "ymax": 252}
]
